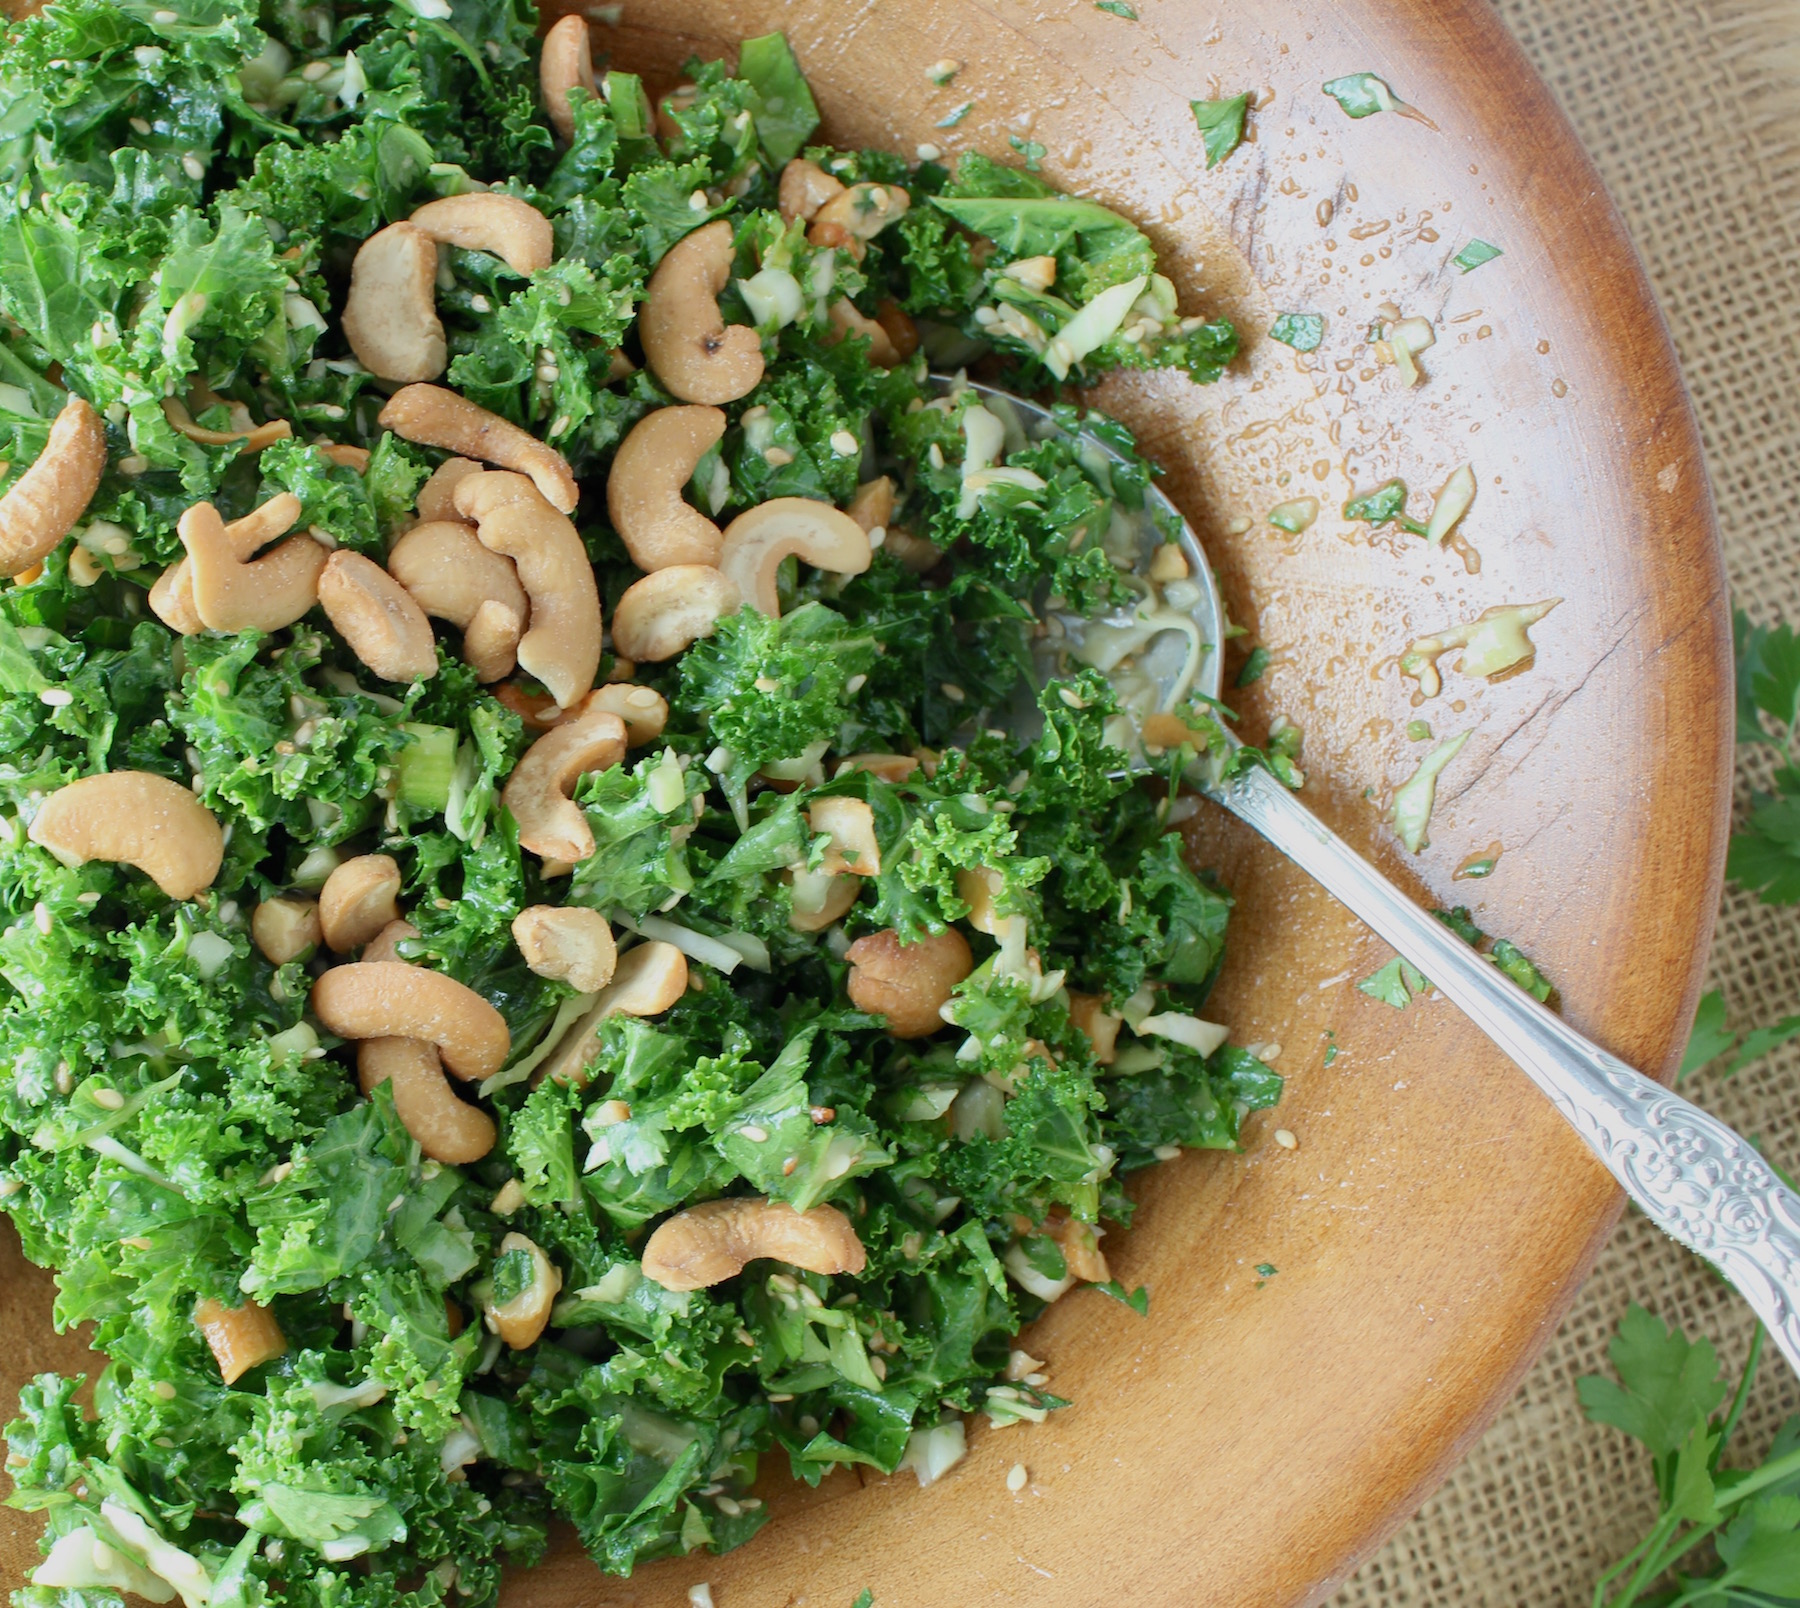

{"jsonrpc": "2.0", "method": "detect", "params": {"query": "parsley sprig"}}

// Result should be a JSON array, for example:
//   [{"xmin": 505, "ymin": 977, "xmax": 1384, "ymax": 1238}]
[{"xmin": 1728, "ymin": 610, "xmax": 1800, "ymax": 905}]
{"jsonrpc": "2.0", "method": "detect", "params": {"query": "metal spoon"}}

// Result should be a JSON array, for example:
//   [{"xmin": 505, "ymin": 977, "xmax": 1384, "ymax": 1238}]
[{"xmin": 957, "ymin": 377, "xmax": 1800, "ymax": 1377}]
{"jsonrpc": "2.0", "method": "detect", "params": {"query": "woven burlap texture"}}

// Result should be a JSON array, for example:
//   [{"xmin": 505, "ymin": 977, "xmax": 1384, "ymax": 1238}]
[{"xmin": 1332, "ymin": 1, "xmax": 1800, "ymax": 1603}]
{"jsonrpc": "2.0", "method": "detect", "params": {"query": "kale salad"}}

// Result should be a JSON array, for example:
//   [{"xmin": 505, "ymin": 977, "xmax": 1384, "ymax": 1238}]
[{"xmin": 0, "ymin": 1, "xmax": 1277, "ymax": 1600}]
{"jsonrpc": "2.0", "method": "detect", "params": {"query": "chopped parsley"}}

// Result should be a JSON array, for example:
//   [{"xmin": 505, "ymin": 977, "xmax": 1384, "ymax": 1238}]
[
  {"xmin": 1452, "ymin": 238, "xmax": 1504, "ymax": 273},
  {"xmin": 936, "ymin": 100, "xmax": 974, "ymax": 127},
  {"xmin": 1344, "ymin": 478, "xmax": 1429, "ymax": 537},
  {"xmin": 1681, "ymin": 988, "xmax": 1800, "ymax": 1081},
  {"xmin": 1236, "ymin": 646, "xmax": 1273, "ymax": 686},
  {"xmin": 1009, "ymin": 135, "xmax": 1048, "ymax": 170},
  {"xmin": 1727, "ymin": 610, "xmax": 1800, "ymax": 904},
  {"xmin": 1190, "ymin": 93, "xmax": 1251, "ymax": 168},
  {"xmin": 1406, "ymin": 719, "xmax": 1433, "ymax": 741},
  {"xmin": 1358, "ymin": 956, "xmax": 1428, "ymax": 1009},
  {"xmin": 1095, "ymin": 0, "xmax": 1139, "ymax": 15},
  {"xmin": 1094, "ymin": 1280, "xmax": 1151, "ymax": 1315},
  {"xmin": 1268, "ymin": 312, "xmax": 1325, "ymax": 352}
]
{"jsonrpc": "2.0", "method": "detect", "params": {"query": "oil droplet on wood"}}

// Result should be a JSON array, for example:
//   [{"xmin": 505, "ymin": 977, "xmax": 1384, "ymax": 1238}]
[
  {"xmin": 1317, "ymin": 198, "xmax": 1334, "ymax": 226},
  {"xmin": 1551, "ymin": 378, "xmax": 1569, "ymax": 398},
  {"xmin": 1536, "ymin": 339, "xmax": 1551, "ymax": 354},
  {"xmin": 1455, "ymin": 842, "xmax": 1503, "ymax": 879},
  {"xmin": 1445, "ymin": 531, "xmax": 1481, "ymax": 574}
]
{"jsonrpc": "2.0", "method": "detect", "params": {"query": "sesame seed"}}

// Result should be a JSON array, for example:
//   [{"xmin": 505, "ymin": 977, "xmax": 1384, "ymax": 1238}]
[
  {"xmin": 38, "ymin": 687, "xmax": 73, "ymax": 707},
  {"xmin": 753, "ymin": 676, "xmax": 780, "ymax": 692},
  {"xmin": 129, "ymin": 117, "xmax": 152, "ymax": 135},
  {"xmin": 153, "ymin": 1380, "xmax": 177, "ymax": 1400},
  {"xmin": 867, "ymin": 525, "xmax": 886, "ymax": 549},
  {"xmin": 688, "ymin": 189, "xmax": 709, "ymax": 211},
  {"xmin": 181, "ymin": 153, "xmax": 205, "ymax": 182},
  {"xmin": 845, "ymin": 673, "xmax": 866, "ymax": 694},
  {"xmin": 941, "ymin": 682, "xmax": 965, "ymax": 702},
  {"xmin": 593, "ymin": 1099, "xmax": 631, "ymax": 1126},
  {"xmin": 1274, "ymin": 1128, "xmax": 1298, "ymax": 1150},
  {"xmin": 1153, "ymin": 1143, "xmax": 1181, "ymax": 1161},
  {"xmin": 762, "ymin": 446, "xmax": 794, "ymax": 466},
  {"xmin": 551, "ymin": 415, "xmax": 571, "ymax": 436},
  {"xmin": 829, "ymin": 429, "xmax": 860, "ymax": 456},
  {"xmin": 535, "ymin": 363, "xmax": 560, "ymax": 384},
  {"xmin": 869, "ymin": 1354, "xmax": 887, "ymax": 1381},
  {"xmin": 152, "ymin": 7, "xmax": 178, "ymax": 20},
  {"xmin": 470, "ymin": 294, "xmax": 491, "ymax": 313},
  {"xmin": 917, "ymin": 142, "xmax": 943, "ymax": 162},
  {"xmin": 32, "ymin": 902, "xmax": 51, "ymax": 934},
  {"xmin": 688, "ymin": 1587, "xmax": 715, "ymax": 1608},
  {"xmin": 1057, "ymin": 687, "xmax": 1087, "ymax": 709},
  {"xmin": 301, "ymin": 59, "xmax": 330, "ymax": 80},
  {"xmin": 92, "ymin": 1087, "xmax": 125, "ymax": 1110},
  {"xmin": 118, "ymin": 453, "xmax": 149, "ymax": 476},
  {"xmin": 782, "ymin": 1156, "xmax": 798, "ymax": 1175},
  {"xmin": 1007, "ymin": 1463, "xmax": 1028, "ymax": 1492},
  {"xmin": 927, "ymin": 443, "xmax": 945, "ymax": 469},
  {"xmin": 739, "ymin": 1124, "xmax": 769, "ymax": 1143},
  {"xmin": 714, "ymin": 1495, "xmax": 741, "ymax": 1517}
]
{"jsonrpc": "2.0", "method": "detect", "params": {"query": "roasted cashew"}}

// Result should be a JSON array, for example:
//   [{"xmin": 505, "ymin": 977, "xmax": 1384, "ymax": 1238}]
[
  {"xmin": 180, "ymin": 500, "xmax": 327, "ymax": 634},
  {"xmin": 610, "ymin": 564, "xmax": 740, "ymax": 662},
  {"xmin": 845, "ymin": 926, "xmax": 973, "ymax": 1037},
  {"xmin": 319, "ymin": 854, "xmax": 403, "ymax": 953},
  {"xmin": 1042, "ymin": 1208, "xmax": 1111, "ymax": 1283},
  {"xmin": 361, "ymin": 918, "xmax": 419, "ymax": 965},
  {"xmin": 342, "ymin": 221, "xmax": 447, "ymax": 383},
  {"xmin": 359, "ymin": 1036, "xmax": 496, "ymax": 1165},
  {"xmin": 252, "ymin": 896, "xmax": 322, "ymax": 965},
  {"xmin": 807, "ymin": 797, "xmax": 880, "ymax": 875},
  {"xmin": 410, "ymin": 194, "xmax": 554, "ymax": 277},
  {"xmin": 193, "ymin": 1298, "xmax": 286, "ymax": 1385},
  {"xmin": 838, "ymin": 753, "xmax": 919, "ymax": 784},
  {"xmin": 581, "ymin": 684, "xmax": 669, "ymax": 746},
  {"xmin": 150, "ymin": 492, "xmax": 305, "ymax": 635},
  {"xmin": 847, "ymin": 474, "xmax": 938, "ymax": 574},
  {"xmin": 310, "ymin": 961, "xmax": 510, "ymax": 1081},
  {"xmin": 501, "ymin": 705, "xmax": 627, "ymax": 862},
  {"xmin": 826, "ymin": 299, "xmax": 900, "ymax": 366},
  {"xmin": 162, "ymin": 397, "xmax": 292, "ymax": 453},
  {"xmin": 540, "ymin": 941, "xmax": 690, "ymax": 1085},
  {"xmin": 380, "ymin": 385, "xmax": 578, "ymax": 515},
  {"xmin": 642, "ymin": 1197, "xmax": 867, "ymax": 1292},
  {"xmin": 29, "ymin": 771, "xmax": 223, "ymax": 900},
  {"xmin": 0, "ymin": 396, "xmax": 106, "ymax": 575},
  {"xmin": 455, "ymin": 470, "xmax": 601, "ymax": 708},
  {"xmin": 539, "ymin": 14, "xmax": 597, "ymax": 145},
  {"xmin": 955, "ymin": 866, "xmax": 1009, "ymax": 936},
  {"xmin": 484, "ymin": 1231, "xmax": 561, "ymax": 1348},
  {"xmin": 322, "ymin": 444, "xmax": 369, "ymax": 473},
  {"xmin": 319, "ymin": 551, "xmax": 438, "ymax": 683},
  {"xmin": 786, "ymin": 867, "xmax": 861, "ymax": 932},
  {"xmin": 387, "ymin": 519, "xmax": 528, "ymax": 682},
  {"xmin": 512, "ymin": 905, "xmax": 617, "ymax": 993},
  {"xmin": 416, "ymin": 457, "xmax": 483, "ymax": 523},
  {"xmin": 607, "ymin": 406, "xmax": 726, "ymax": 570},
  {"xmin": 1067, "ymin": 992, "xmax": 1123, "ymax": 1066},
  {"xmin": 777, "ymin": 157, "xmax": 846, "ymax": 222},
  {"xmin": 808, "ymin": 183, "xmax": 910, "ymax": 262},
  {"xmin": 639, "ymin": 220, "xmax": 765, "ymax": 405},
  {"xmin": 717, "ymin": 497, "xmax": 871, "ymax": 618}
]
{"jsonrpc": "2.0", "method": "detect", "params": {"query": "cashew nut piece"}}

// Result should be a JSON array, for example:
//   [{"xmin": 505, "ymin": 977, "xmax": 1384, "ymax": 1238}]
[
  {"xmin": 1041, "ymin": 1209, "xmax": 1111, "ymax": 1284},
  {"xmin": 180, "ymin": 500, "xmax": 327, "ymax": 634},
  {"xmin": 387, "ymin": 519, "xmax": 528, "ymax": 681},
  {"xmin": 415, "ymin": 457, "xmax": 484, "ymax": 523},
  {"xmin": 193, "ymin": 1298, "xmax": 286, "ymax": 1385},
  {"xmin": 845, "ymin": 926, "xmax": 973, "ymax": 1037},
  {"xmin": 252, "ymin": 896, "xmax": 322, "ymax": 965},
  {"xmin": 607, "ymin": 406, "xmax": 727, "ymax": 570},
  {"xmin": 838, "ymin": 753, "xmax": 919, "ymax": 784},
  {"xmin": 150, "ymin": 492, "xmax": 305, "ymax": 635},
  {"xmin": 786, "ymin": 866, "xmax": 861, "ymax": 932},
  {"xmin": 512, "ymin": 905, "xmax": 617, "ymax": 993},
  {"xmin": 540, "ymin": 942, "xmax": 690, "ymax": 1085},
  {"xmin": 0, "ymin": 396, "xmax": 106, "ymax": 575},
  {"xmin": 540, "ymin": 13, "xmax": 597, "ymax": 144},
  {"xmin": 642, "ymin": 1197, "xmax": 867, "ymax": 1292},
  {"xmin": 717, "ymin": 498, "xmax": 871, "ymax": 618},
  {"xmin": 639, "ymin": 220, "xmax": 765, "ymax": 405},
  {"xmin": 807, "ymin": 797, "xmax": 881, "ymax": 875},
  {"xmin": 611, "ymin": 565, "xmax": 740, "ymax": 663},
  {"xmin": 777, "ymin": 157, "xmax": 846, "ymax": 222},
  {"xmin": 410, "ymin": 194, "xmax": 554, "ymax": 277},
  {"xmin": 1067, "ymin": 992, "xmax": 1123, "ymax": 1066},
  {"xmin": 846, "ymin": 475, "xmax": 938, "ymax": 574},
  {"xmin": 581, "ymin": 683, "xmax": 669, "ymax": 747},
  {"xmin": 501, "ymin": 705, "xmax": 627, "ymax": 862},
  {"xmin": 310, "ymin": 962, "xmax": 510, "ymax": 1081},
  {"xmin": 809, "ymin": 183, "xmax": 910, "ymax": 251},
  {"xmin": 29, "ymin": 772, "xmax": 223, "ymax": 900},
  {"xmin": 455, "ymin": 470, "xmax": 601, "ymax": 708},
  {"xmin": 318, "ymin": 551, "xmax": 438, "ymax": 683},
  {"xmin": 361, "ymin": 918, "xmax": 419, "ymax": 965},
  {"xmin": 359, "ymin": 1036, "xmax": 496, "ymax": 1165},
  {"xmin": 380, "ymin": 386, "xmax": 578, "ymax": 515},
  {"xmin": 161, "ymin": 397, "xmax": 292, "ymax": 453},
  {"xmin": 826, "ymin": 299, "xmax": 900, "ymax": 367},
  {"xmin": 342, "ymin": 221, "xmax": 447, "ymax": 383},
  {"xmin": 322, "ymin": 444, "xmax": 369, "ymax": 473},
  {"xmin": 319, "ymin": 854, "xmax": 404, "ymax": 953},
  {"xmin": 484, "ymin": 1232, "xmax": 562, "ymax": 1349}
]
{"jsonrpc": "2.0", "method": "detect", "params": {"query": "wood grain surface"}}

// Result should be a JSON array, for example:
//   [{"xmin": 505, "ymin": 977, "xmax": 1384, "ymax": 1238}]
[{"xmin": 0, "ymin": 0, "xmax": 1731, "ymax": 1604}]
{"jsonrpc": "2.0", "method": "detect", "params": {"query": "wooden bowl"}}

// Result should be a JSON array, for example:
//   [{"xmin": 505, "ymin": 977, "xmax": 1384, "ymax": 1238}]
[{"xmin": 0, "ymin": 0, "xmax": 1729, "ymax": 1604}]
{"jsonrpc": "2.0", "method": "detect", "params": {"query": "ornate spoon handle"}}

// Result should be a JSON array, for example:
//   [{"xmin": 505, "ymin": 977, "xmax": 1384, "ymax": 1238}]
[{"xmin": 1213, "ymin": 762, "xmax": 1800, "ymax": 1375}]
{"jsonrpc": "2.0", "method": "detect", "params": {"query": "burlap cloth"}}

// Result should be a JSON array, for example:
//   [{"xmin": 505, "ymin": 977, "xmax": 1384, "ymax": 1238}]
[{"xmin": 1331, "ymin": 1, "xmax": 1800, "ymax": 1602}]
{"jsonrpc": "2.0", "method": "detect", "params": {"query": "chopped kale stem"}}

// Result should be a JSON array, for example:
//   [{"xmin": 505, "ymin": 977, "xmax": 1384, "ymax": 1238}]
[{"xmin": 0, "ymin": 0, "xmax": 1268, "ymax": 1599}]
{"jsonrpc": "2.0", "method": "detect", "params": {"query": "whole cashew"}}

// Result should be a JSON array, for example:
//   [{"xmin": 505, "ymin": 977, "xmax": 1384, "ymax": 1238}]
[
  {"xmin": 29, "ymin": 771, "xmax": 223, "ymax": 900},
  {"xmin": 581, "ymin": 683, "xmax": 669, "ymax": 747},
  {"xmin": 717, "ymin": 498, "xmax": 871, "ymax": 618},
  {"xmin": 807, "ymin": 797, "xmax": 881, "ymax": 875},
  {"xmin": 361, "ymin": 918, "xmax": 419, "ymax": 965},
  {"xmin": 1067, "ymin": 991, "xmax": 1123, "ymax": 1066},
  {"xmin": 193, "ymin": 1298, "xmax": 286, "ymax": 1385},
  {"xmin": 501, "ymin": 705, "xmax": 627, "ymax": 862},
  {"xmin": 0, "ymin": 396, "xmax": 106, "ymax": 575},
  {"xmin": 826, "ymin": 299, "xmax": 900, "ymax": 366},
  {"xmin": 409, "ymin": 195, "xmax": 554, "ymax": 277},
  {"xmin": 845, "ymin": 926, "xmax": 973, "ymax": 1037},
  {"xmin": 540, "ymin": 941, "xmax": 690, "ymax": 1085},
  {"xmin": 310, "ymin": 961, "xmax": 511, "ymax": 1081},
  {"xmin": 319, "ymin": 854, "xmax": 403, "ymax": 953},
  {"xmin": 252, "ymin": 896, "xmax": 322, "ymax": 964},
  {"xmin": 387, "ymin": 519, "xmax": 528, "ymax": 681},
  {"xmin": 641, "ymin": 1197, "xmax": 867, "ymax": 1292},
  {"xmin": 318, "ymin": 551, "xmax": 438, "ymax": 683},
  {"xmin": 610, "ymin": 564, "xmax": 740, "ymax": 663},
  {"xmin": 415, "ymin": 457, "xmax": 483, "ymax": 523},
  {"xmin": 454, "ymin": 470, "xmax": 601, "ymax": 709},
  {"xmin": 639, "ymin": 220, "xmax": 765, "ymax": 405},
  {"xmin": 149, "ymin": 492, "xmax": 305, "ymax": 635},
  {"xmin": 777, "ymin": 157, "xmax": 846, "ymax": 222},
  {"xmin": 808, "ymin": 183, "xmax": 911, "ymax": 260},
  {"xmin": 379, "ymin": 386, "xmax": 579, "ymax": 515},
  {"xmin": 539, "ymin": 14, "xmax": 597, "ymax": 144},
  {"xmin": 484, "ymin": 1231, "xmax": 562, "ymax": 1349},
  {"xmin": 512, "ymin": 904, "xmax": 617, "ymax": 992},
  {"xmin": 180, "ymin": 500, "xmax": 327, "ymax": 634},
  {"xmin": 786, "ymin": 866, "xmax": 861, "ymax": 932},
  {"xmin": 607, "ymin": 406, "xmax": 726, "ymax": 570},
  {"xmin": 342, "ymin": 222, "xmax": 447, "ymax": 383},
  {"xmin": 359, "ymin": 1036, "xmax": 496, "ymax": 1165}
]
